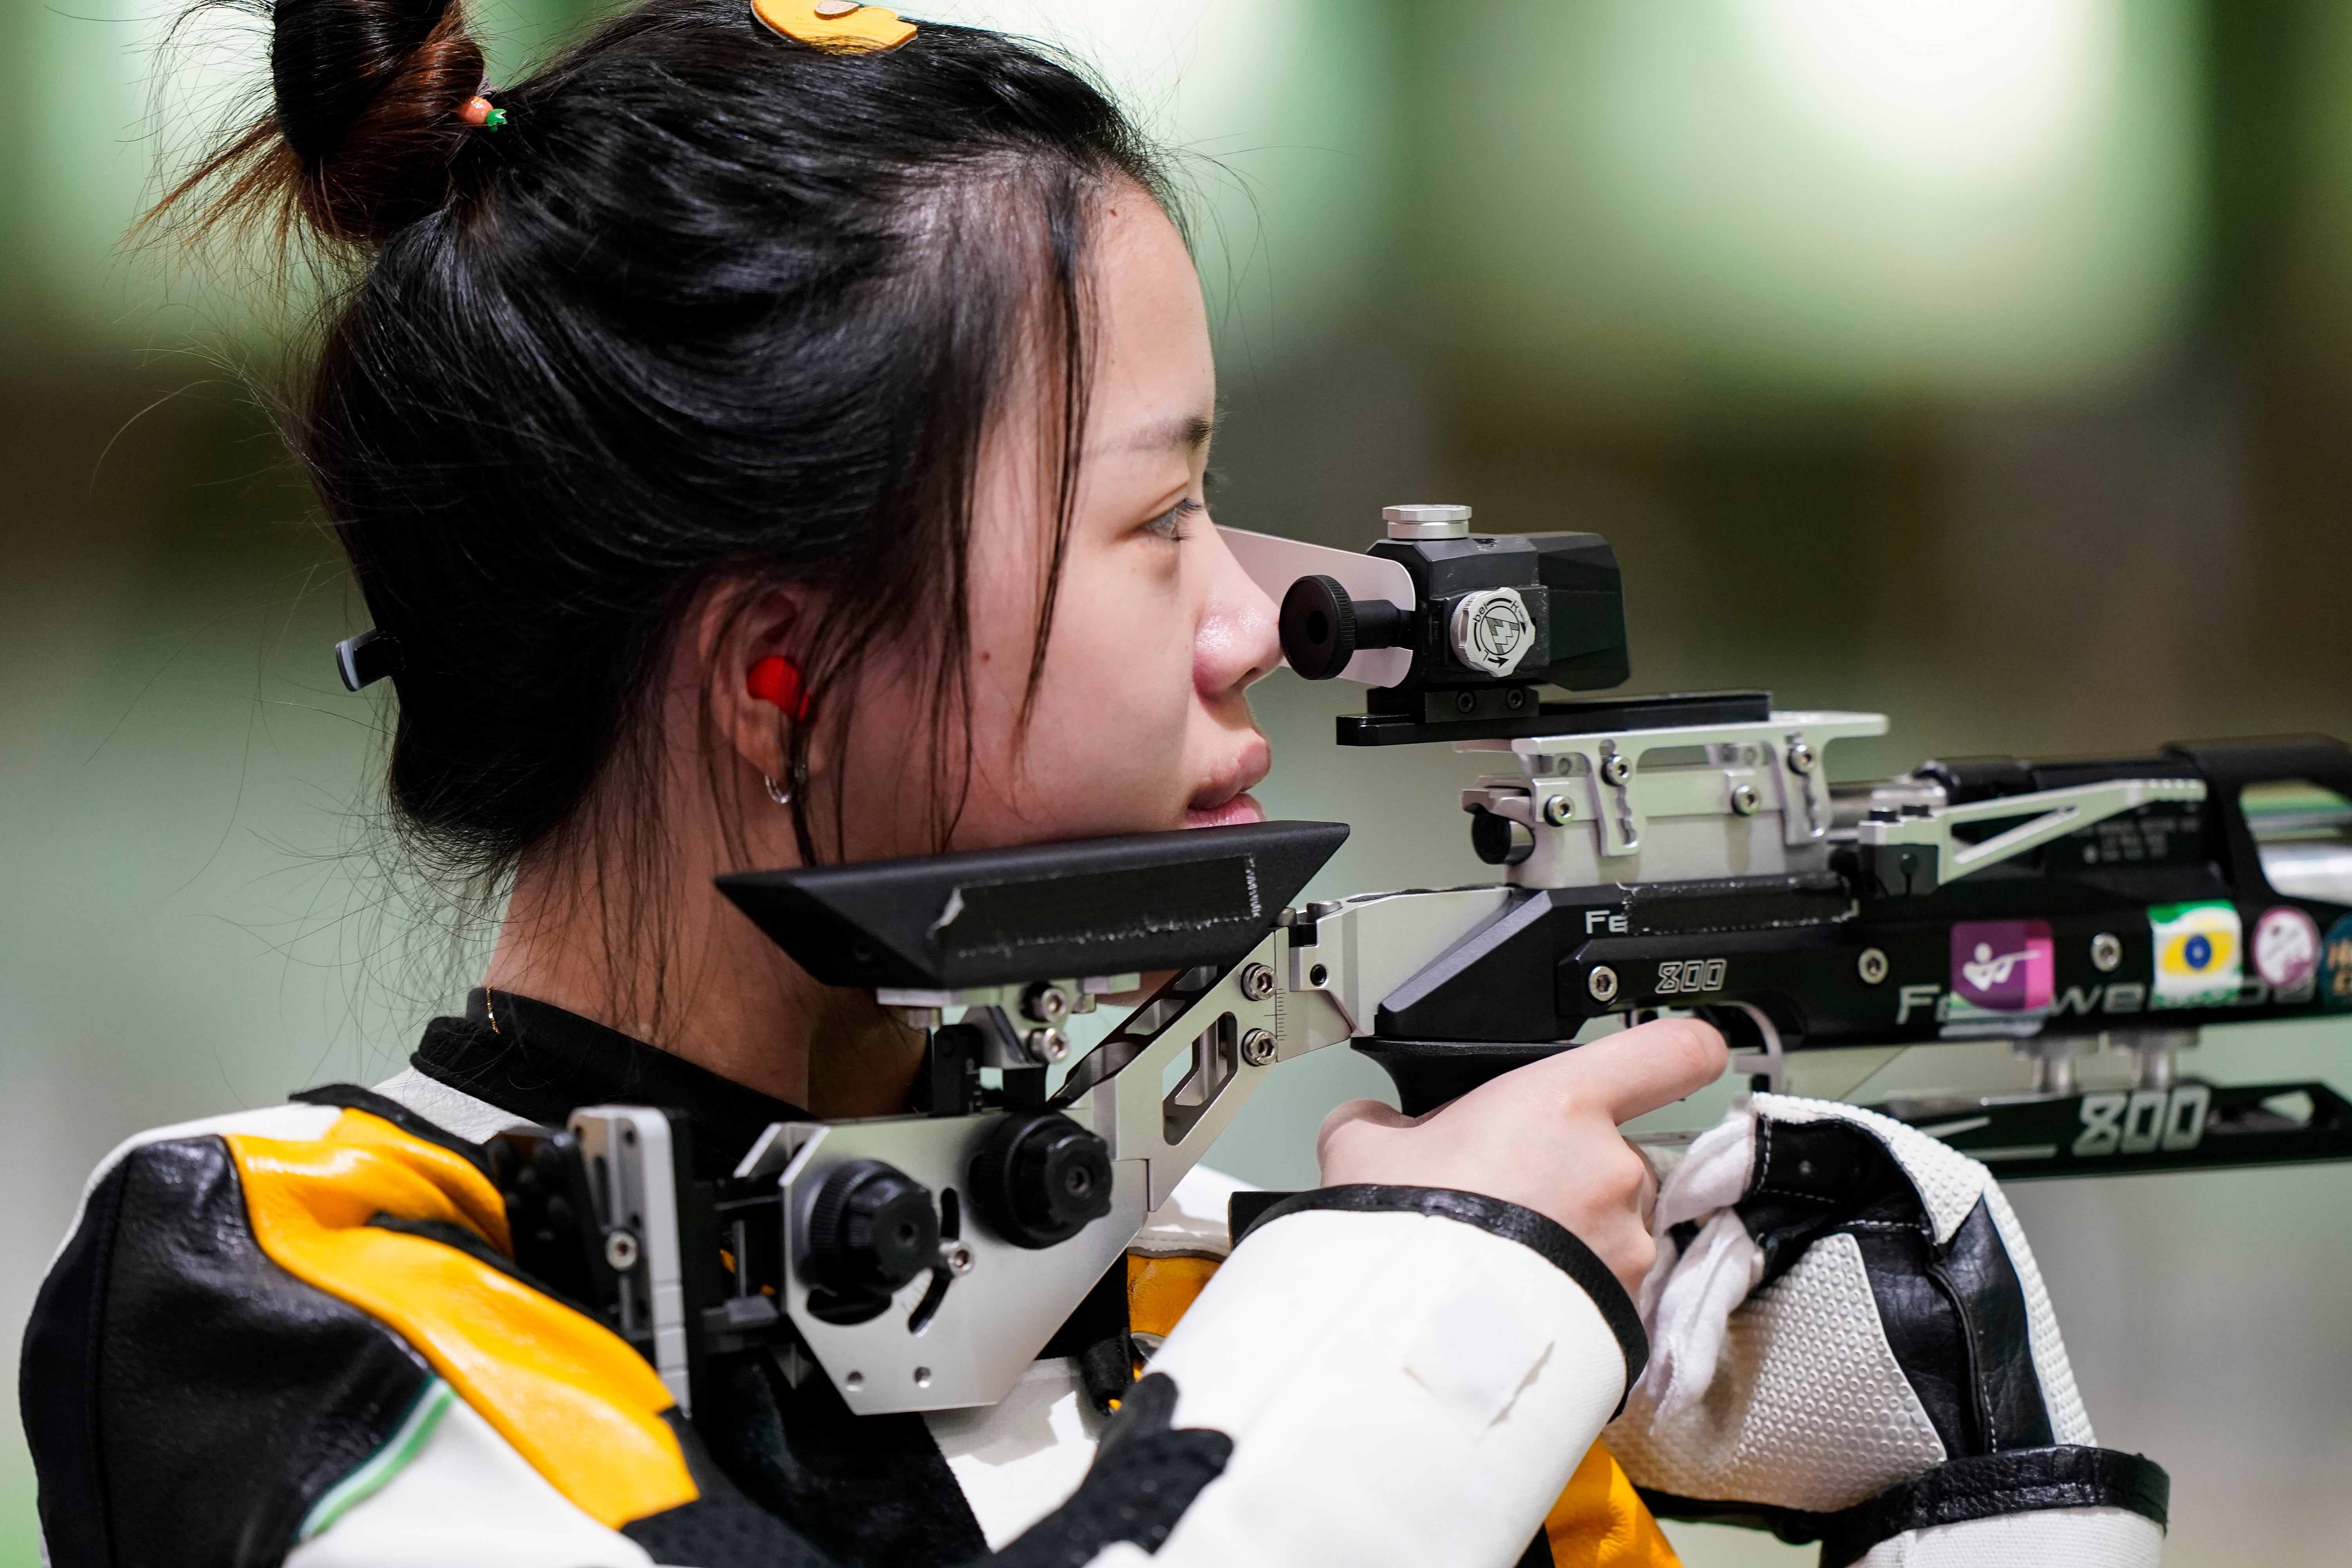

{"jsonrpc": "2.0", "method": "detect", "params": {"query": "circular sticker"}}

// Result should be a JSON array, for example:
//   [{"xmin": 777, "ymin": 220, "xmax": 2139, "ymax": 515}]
[
  {"xmin": 2253, "ymin": 906, "xmax": 2323, "ymax": 993},
  {"xmin": 2325, "ymin": 916, "xmax": 2352, "ymax": 1013}
]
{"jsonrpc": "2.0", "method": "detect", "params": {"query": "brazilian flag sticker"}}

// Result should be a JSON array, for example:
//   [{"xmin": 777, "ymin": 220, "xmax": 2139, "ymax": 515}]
[{"xmin": 2149, "ymin": 900, "xmax": 2241, "ymax": 1009}]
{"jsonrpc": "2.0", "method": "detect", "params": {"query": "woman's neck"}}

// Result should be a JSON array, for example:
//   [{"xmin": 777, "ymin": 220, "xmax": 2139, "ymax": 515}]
[{"xmin": 483, "ymin": 842, "xmax": 924, "ymax": 1117}]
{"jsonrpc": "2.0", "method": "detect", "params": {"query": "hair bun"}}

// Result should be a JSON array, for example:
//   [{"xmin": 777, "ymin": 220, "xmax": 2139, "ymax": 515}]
[{"xmin": 268, "ymin": 0, "xmax": 486, "ymax": 244}]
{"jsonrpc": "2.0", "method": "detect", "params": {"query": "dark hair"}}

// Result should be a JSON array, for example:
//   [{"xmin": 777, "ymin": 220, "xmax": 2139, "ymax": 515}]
[{"xmin": 160, "ymin": 0, "xmax": 1174, "ymax": 893}]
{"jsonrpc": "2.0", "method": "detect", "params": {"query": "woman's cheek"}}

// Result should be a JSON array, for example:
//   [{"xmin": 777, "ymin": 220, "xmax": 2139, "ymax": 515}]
[{"xmin": 1046, "ymin": 659, "xmax": 1194, "ymax": 829}]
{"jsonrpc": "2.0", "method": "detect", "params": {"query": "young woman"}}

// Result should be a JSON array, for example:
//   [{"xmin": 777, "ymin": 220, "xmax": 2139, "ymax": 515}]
[
  {"xmin": 22, "ymin": 4, "xmax": 2169, "ymax": 1566},
  {"xmin": 21, "ymin": 4, "xmax": 1722, "ymax": 1565}
]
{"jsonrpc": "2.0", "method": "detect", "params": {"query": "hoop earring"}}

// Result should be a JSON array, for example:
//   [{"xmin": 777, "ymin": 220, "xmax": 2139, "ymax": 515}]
[{"xmin": 763, "ymin": 759, "xmax": 806, "ymax": 807}]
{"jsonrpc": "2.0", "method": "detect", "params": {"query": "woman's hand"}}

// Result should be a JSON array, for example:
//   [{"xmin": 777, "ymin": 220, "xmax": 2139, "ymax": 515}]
[{"xmin": 1316, "ymin": 1018, "xmax": 1727, "ymax": 1297}]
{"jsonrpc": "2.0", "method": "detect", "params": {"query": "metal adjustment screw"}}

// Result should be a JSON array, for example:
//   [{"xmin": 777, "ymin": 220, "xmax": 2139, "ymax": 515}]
[
  {"xmin": 1729, "ymin": 784, "xmax": 1760, "ymax": 816},
  {"xmin": 1587, "ymin": 965, "xmax": 1621, "ymax": 1004},
  {"xmin": 1240, "ymin": 1028, "xmax": 1278, "ymax": 1067},
  {"xmin": 1504, "ymin": 686, "xmax": 1529, "ymax": 712},
  {"xmin": 1601, "ymin": 753, "xmax": 1632, "ymax": 786},
  {"xmin": 1455, "ymin": 690, "xmax": 1478, "ymax": 715},
  {"xmin": 1786, "ymin": 742, "xmax": 1817, "ymax": 775},
  {"xmin": 1239, "ymin": 962, "xmax": 1277, "ymax": 1001},
  {"xmin": 1022, "ymin": 1027, "xmax": 1069, "ymax": 1064},
  {"xmin": 603, "ymin": 1229, "xmax": 641, "ymax": 1272},
  {"xmin": 1857, "ymin": 947, "xmax": 1890, "ymax": 985},
  {"xmin": 1382, "ymin": 502, "xmax": 1473, "ymax": 541},
  {"xmin": 1542, "ymin": 794, "xmax": 1574, "ymax": 826},
  {"xmin": 2090, "ymin": 932, "xmax": 2123, "ymax": 973},
  {"xmin": 938, "ymin": 1241, "xmax": 975, "ymax": 1276},
  {"xmin": 1019, "ymin": 982, "xmax": 1070, "ymax": 1024}
]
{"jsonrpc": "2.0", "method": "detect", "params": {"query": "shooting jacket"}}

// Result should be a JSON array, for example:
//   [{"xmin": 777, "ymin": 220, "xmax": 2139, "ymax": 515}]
[{"xmin": 21, "ymin": 990, "xmax": 1677, "ymax": 1568}]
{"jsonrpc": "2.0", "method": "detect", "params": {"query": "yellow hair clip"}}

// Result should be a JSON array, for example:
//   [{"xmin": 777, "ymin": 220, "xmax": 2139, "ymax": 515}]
[{"xmin": 752, "ymin": 0, "xmax": 916, "ymax": 52}]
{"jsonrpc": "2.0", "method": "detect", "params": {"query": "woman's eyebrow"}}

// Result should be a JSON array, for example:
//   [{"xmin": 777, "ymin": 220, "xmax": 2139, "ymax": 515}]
[{"xmin": 1117, "ymin": 412, "xmax": 1216, "ymax": 454}]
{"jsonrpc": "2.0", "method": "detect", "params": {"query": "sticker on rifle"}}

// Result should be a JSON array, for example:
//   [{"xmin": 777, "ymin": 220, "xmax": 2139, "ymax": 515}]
[
  {"xmin": 2252, "ymin": 906, "xmax": 2322, "ymax": 996},
  {"xmin": 2149, "ymin": 901, "xmax": 2241, "ymax": 1009},
  {"xmin": 1947, "ymin": 919, "xmax": 2054, "ymax": 1027},
  {"xmin": 2323, "ymin": 916, "xmax": 2352, "ymax": 1013}
]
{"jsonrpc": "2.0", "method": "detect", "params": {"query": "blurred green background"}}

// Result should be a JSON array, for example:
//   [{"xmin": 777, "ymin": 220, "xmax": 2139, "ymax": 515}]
[{"xmin": 4, "ymin": 0, "xmax": 2350, "ymax": 1562}]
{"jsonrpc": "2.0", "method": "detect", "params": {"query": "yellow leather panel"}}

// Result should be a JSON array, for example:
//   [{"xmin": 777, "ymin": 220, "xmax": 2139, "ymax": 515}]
[
  {"xmin": 1543, "ymin": 1440, "xmax": 1682, "ymax": 1567},
  {"xmin": 1127, "ymin": 1252, "xmax": 1220, "ymax": 1340},
  {"xmin": 225, "ymin": 1109, "xmax": 697, "ymax": 1528}
]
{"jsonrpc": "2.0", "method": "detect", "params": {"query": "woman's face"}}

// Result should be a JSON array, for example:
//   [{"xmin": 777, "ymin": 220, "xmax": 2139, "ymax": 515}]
[{"xmin": 831, "ymin": 193, "xmax": 1279, "ymax": 857}]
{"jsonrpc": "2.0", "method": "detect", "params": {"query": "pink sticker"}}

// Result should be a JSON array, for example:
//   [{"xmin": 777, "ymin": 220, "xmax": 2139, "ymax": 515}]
[
  {"xmin": 2253, "ymin": 906, "xmax": 2323, "ymax": 992},
  {"xmin": 1951, "ymin": 920, "xmax": 2055, "ymax": 1013}
]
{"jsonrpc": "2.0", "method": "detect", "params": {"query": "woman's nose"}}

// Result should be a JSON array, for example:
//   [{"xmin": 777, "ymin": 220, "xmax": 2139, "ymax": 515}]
[{"xmin": 1194, "ymin": 526, "xmax": 1282, "ymax": 700}]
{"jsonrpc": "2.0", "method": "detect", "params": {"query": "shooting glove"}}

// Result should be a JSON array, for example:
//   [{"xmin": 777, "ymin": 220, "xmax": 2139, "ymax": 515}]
[{"xmin": 1605, "ymin": 1094, "xmax": 2170, "ymax": 1567}]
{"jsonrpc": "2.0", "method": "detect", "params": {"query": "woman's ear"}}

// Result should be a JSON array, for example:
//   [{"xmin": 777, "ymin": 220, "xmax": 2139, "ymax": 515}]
[{"xmin": 702, "ymin": 584, "xmax": 811, "ymax": 784}]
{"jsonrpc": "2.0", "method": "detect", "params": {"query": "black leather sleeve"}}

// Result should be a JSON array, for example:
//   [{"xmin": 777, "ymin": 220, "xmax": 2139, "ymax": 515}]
[
  {"xmin": 19, "ymin": 1136, "xmax": 436, "ymax": 1568},
  {"xmin": 1818, "ymin": 1447, "xmax": 2171, "ymax": 1568},
  {"xmin": 1737, "ymin": 1118, "xmax": 2053, "ymax": 1457},
  {"xmin": 1642, "ymin": 1446, "xmax": 2169, "ymax": 1560},
  {"xmin": 621, "ymin": 1375, "xmax": 1232, "ymax": 1568}
]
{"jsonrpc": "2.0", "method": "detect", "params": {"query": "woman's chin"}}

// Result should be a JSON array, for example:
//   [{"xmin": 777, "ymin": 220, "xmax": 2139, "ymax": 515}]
[{"xmin": 1183, "ymin": 792, "xmax": 1265, "ymax": 830}]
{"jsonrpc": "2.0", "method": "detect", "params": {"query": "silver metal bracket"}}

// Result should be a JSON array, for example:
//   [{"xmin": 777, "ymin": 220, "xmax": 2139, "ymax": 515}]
[
  {"xmin": 570, "ymin": 1107, "xmax": 693, "ymax": 1412},
  {"xmin": 737, "ymin": 1115, "xmax": 1145, "ymax": 1416},
  {"xmin": 1457, "ymin": 710, "xmax": 1887, "ymax": 886},
  {"xmin": 1054, "ymin": 929, "xmax": 1346, "ymax": 1211},
  {"xmin": 1855, "ymin": 778, "xmax": 2209, "ymax": 891},
  {"xmin": 876, "ymin": 974, "xmax": 1136, "ymax": 1033},
  {"xmin": 730, "ymin": 877, "xmax": 1554, "ymax": 1416}
]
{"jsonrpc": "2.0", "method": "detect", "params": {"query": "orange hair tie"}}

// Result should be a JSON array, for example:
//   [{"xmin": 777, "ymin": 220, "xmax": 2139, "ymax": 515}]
[{"xmin": 458, "ymin": 91, "xmax": 506, "ymax": 130}]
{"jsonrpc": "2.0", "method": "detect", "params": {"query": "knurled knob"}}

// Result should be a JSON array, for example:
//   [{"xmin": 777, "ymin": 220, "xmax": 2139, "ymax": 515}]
[{"xmin": 806, "ymin": 1159, "xmax": 940, "ymax": 1290}]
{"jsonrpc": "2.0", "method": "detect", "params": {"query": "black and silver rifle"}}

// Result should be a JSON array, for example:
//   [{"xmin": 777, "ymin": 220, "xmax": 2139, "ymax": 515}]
[{"xmin": 493, "ymin": 503, "xmax": 2352, "ymax": 1421}]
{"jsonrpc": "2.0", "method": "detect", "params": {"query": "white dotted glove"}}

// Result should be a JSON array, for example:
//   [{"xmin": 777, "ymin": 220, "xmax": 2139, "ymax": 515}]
[{"xmin": 1606, "ymin": 1094, "xmax": 2169, "ymax": 1567}]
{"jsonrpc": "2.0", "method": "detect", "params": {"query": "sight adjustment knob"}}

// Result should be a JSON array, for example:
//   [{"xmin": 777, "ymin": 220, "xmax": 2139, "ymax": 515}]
[
  {"xmin": 807, "ymin": 1159, "xmax": 940, "ymax": 1291},
  {"xmin": 970, "ymin": 1111, "xmax": 1115, "ymax": 1248}
]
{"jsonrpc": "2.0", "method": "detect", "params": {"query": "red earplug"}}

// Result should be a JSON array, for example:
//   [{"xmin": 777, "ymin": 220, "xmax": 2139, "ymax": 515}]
[{"xmin": 747, "ymin": 655, "xmax": 814, "ymax": 720}]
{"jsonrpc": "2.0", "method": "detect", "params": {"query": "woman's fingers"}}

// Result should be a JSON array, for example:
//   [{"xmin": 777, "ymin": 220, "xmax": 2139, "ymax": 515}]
[
  {"xmin": 1532, "ymin": 1016, "xmax": 1729, "ymax": 1125},
  {"xmin": 1630, "ymin": 1136, "xmax": 1661, "ymax": 1231},
  {"xmin": 1319, "ymin": 1096, "xmax": 1415, "ymax": 1140},
  {"xmin": 1316, "ymin": 1096, "xmax": 1412, "ymax": 1171},
  {"xmin": 1310, "ymin": 1020, "xmax": 1727, "ymax": 1301}
]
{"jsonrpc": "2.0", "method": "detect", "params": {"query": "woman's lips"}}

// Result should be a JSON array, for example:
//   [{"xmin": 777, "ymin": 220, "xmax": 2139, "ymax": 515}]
[
  {"xmin": 1184, "ymin": 791, "xmax": 1265, "ymax": 829},
  {"xmin": 1184, "ymin": 733, "xmax": 1272, "ymax": 831}
]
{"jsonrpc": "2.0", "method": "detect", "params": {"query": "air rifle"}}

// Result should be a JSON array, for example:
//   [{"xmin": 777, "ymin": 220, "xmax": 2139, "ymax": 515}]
[{"xmin": 490, "ymin": 503, "xmax": 2352, "ymax": 1420}]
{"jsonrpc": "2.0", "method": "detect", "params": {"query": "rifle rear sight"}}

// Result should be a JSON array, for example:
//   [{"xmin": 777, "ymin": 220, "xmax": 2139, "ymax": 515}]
[{"xmin": 1274, "ymin": 503, "xmax": 1633, "ymax": 745}]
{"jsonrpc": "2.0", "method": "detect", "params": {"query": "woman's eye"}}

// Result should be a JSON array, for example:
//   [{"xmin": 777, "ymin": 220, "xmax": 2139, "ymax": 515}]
[{"xmin": 1144, "ymin": 497, "xmax": 1204, "ymax": 541}]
